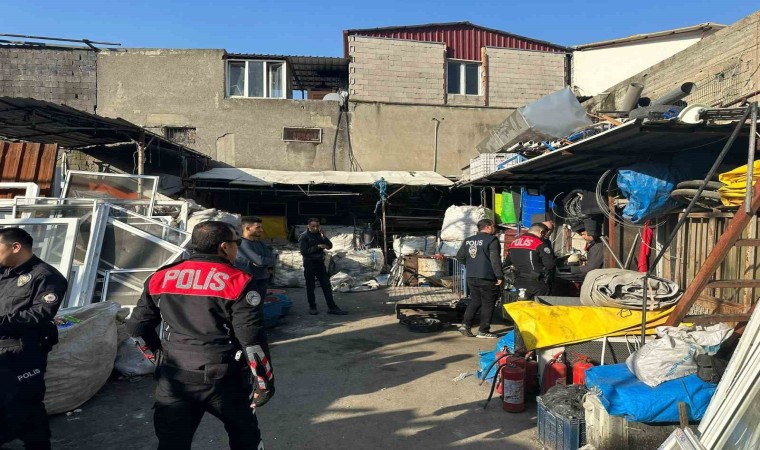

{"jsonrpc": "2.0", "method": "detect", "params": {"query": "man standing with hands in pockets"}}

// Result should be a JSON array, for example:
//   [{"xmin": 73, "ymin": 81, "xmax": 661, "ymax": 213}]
[{"xmin": 298, "ymin": 218, "xmax": 347, "ymax": 316}]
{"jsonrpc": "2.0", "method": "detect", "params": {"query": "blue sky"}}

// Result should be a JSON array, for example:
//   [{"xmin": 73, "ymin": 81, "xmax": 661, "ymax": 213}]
[{"xmin": 2, "ymin": 1, "xmax": 757, "ymax": 56}]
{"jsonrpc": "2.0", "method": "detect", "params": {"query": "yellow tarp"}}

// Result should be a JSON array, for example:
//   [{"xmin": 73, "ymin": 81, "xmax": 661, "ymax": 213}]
[
  {"xmin": 259, "ymin": 216, "xmax": 289, "ymax": 239},
  {"xmin": 504, "ymin": 302, "xmax": 675, "ymax": 350},
  {"xmin": 718, "ymin": 160, "xmax": 760, "ymax": 206}
]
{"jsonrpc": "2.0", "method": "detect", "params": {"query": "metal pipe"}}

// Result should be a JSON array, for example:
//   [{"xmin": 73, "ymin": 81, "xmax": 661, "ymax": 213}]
[
  {"xmin": 0, "ymin": 33, "xmax": 122, "ymax": 46},
  {"xmin": 624, "ymin": 232, "xmax": 641, "ymax": 269},
  {"xmin": 638, "ymin": 97, "xmax": 651, "ymax": 107},
  {"xmin": 600, "ymin": 236, "xmax": 624, "ymax": 268},
  {"xmin": 641, "ymin": 104, "xmax": 753, "ymax": 338},
  {"xmin": 651, "ymin": 82, "xmax": 697, "ymax": 105},
  {"xmin": 745, "ymin": 102, "xmax": 758, "ymax": 213},
  {"xmin": 432, "ymin": 118, "xmax": 442, "ymax": 172},
  {"xmin": 621, "ymin": 83, "xmax": 645, "ymax": 112}
]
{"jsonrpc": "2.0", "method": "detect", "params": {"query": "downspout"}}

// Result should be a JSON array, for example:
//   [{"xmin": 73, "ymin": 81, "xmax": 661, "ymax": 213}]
[{"xmin": 432, "ymin": 117, "xmax": 443, "ymax": 172}]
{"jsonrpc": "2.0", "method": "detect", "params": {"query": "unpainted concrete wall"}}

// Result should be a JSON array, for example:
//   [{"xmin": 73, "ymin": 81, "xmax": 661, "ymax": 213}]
[
  {"xmin": 348, "ymin": 36, "xmax": 446, "ymax": 104},
  {"xmin": 486, "ymin": 47, "xmax": 567, "ymax": 108},
  {"xmin": 0, "ymin": 46, "xmax": 96, "ymax": 112},
  {"xmin": 584, "ymin": 12, "xmax": 760, "ymax": 112},
  {"xmin": 97, "ymin": 49, "xmax": 348, "ymax": 171},
  {"xmin": 347, "ymin": 101, "xmax": 511, "ymax": 176}
]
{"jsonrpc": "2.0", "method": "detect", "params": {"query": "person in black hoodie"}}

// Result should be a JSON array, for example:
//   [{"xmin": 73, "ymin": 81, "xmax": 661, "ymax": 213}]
[
  {"xmin": 455, "ymin": 219, "xmax": 503, "ymax": 339},
  {"xmin": 298, "ymin": 218, "xmax": 347, "ymax": 315}
]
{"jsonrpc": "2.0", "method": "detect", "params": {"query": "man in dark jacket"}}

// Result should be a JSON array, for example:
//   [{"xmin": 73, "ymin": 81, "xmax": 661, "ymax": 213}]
[
  {"xmin": 455, "ymin": 219, "xmax": 503, "ymax": 339},
  {"xmin": 298, "ymin": 218, "xmax": 347, "ymax": 315},
  {"xmin": 571, "ymin": 224, "xmax": 605, "ymax": 276},
  {"xmin": 236, "ymin": 216, "xmax": 277, "ymax": 301},
  {"xmin": 0, "ymin": 227, "xmax": 67, "ymax": 450},
  {"xmin": 504, "ymin": 223, "xmax": 556, "ymax": 299},
  {"xmin": 127, "ymin": 221, "xmax": 274, "ymax": 450}
]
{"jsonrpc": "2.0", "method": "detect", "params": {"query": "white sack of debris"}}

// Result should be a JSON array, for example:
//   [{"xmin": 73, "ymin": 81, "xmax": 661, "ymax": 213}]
[
  {"xmin": 271, "ymin": 247, "xmax": 306, "ymax": 287},
  {"xmin": 440, "ymin": 206, "xmax": 494, "ymax": 242},
  {"xmin": 45, "ymin": 302, "xmax": 119, "ymax": 415},
  {"xmin": 332, "ymin": 249, "xmax": 384, "ymax": 280},
  {"xmin": 294, "ymin": 225, "xmax": 357, "ymax": 252},
  {"xmin": 437, "ymin": 240, "xmax": 463, "ymax": 257},
  {"xmin": 393, "ymin": 235, "xmax": 437, "ymax": 256}
]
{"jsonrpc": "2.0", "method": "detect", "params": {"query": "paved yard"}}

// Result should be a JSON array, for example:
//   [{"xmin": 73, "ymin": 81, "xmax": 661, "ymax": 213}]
[{"xmin": 19, "ymin": 288, "xmax": 541, "ymax": 449}]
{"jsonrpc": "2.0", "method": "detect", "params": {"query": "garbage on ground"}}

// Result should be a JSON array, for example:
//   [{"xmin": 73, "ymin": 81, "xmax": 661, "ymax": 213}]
[
  {"xmin": 580, "ymin": 269, "xmax": 682, "ymax": 310},
  {"xmin": 626, "ymin": 324, "xmax": 733, "ymax": 387}
]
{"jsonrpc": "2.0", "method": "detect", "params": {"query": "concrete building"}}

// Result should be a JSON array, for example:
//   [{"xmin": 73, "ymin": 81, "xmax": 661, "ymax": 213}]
[{"xmin": 572, "ymin": 23, "xmax": 725, "ymax": 97}]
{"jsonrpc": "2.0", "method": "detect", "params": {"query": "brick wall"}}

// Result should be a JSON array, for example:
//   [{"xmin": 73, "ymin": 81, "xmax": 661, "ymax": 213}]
[
  {"xmin": 0, "ymin": 46, "xmax": 97, "ymax": 112},
  {"xmin": 348, "ymin": 36, "xmax": 446, "ymax": 104},
  {"xmin": 584, "ymin": 12, "xmax": 760, "ymax": 112},
  {"xmin": 486, "ymin": 48, "xmax": 567, "ymax": 108}
]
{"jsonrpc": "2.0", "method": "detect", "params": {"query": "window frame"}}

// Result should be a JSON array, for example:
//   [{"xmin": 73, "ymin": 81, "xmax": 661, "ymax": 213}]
[
  {"xmin": 446, "ymin": 59, "xmax": 482, "ymax": 96},
  {"xmin": 226, "ymin": 59, "xmax": 288, "ymax": 99}
]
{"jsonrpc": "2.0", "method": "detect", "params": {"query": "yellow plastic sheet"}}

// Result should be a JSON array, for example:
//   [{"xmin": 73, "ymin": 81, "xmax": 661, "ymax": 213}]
[
  {"xmin": 504, "ymin": 302, "xmax": 675, "ymax": 350},
  {"xmin": 259, "ymin": 216, "xmax": 289, "ymax": 239},
  {"xmin": 718, "ymin": 160, "xmax": 760, "ymax": 206}
]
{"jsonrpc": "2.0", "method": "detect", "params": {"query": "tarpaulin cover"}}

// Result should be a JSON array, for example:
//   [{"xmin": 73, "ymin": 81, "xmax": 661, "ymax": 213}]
[
  {"xmin": 718, "ymin": 160, "xmax": 760, "ymax": 206},
  {"xmin": 580, "ymin": 268, "xmax": 682, "ymax": 310},
  {"xmin": 503, "ymin": 301, "xmax": 674, "ymax": 350},
  {"xmin": 585, "ymin": 363, "xmax": 716, "ymax": 423},
  {"xmin": 618, "ymin": 162, "xmax": 680, "ymax": 223},
  {"xmin": 477, "ymin": 330, "xmax": 516, "ymax": 380}
]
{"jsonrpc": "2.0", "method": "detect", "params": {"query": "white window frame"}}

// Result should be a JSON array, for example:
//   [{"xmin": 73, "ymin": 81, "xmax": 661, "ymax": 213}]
[
  {"xmin": 103, "ymin": 217, "xmax": 187, "ymax": 270},
  {"xmin": 0, "ymin": 182, "xmax": 40, "ymax": 206},
  {"xmin": 226, "ymin": 59, "xmax": 288, "ymax": 99},
  {"xmin": 447, "ymin": 59, "xmax": 482, "ymax": 96},
  {"xmin": 0, "ymin": 218, "xmax": 79, "ymax": 279},
  {"xmin": 106, "ymin": 203, "xmax": 191, "ymax": 248},
  {"xmin": 61, "ymin": 171, "xmax": 159, "ymax": 216},
  {"xmin": 101, "ymin": 268, "xmax": 154, "ymax": 309}
]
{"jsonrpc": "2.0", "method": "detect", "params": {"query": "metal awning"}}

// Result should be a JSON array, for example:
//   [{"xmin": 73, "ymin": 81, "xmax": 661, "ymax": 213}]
[
  {"xmin": 225, "ymin": 53, "xmax": 348, "ymax": 91},
  {"xmin": 460, "ymin": 120, "xmax": 754, "ymax": 187},
  {"xmin": 0, "ymin": 97, "xmax": 208, "ymax": 159},
  {"xmin": 191, "ymin": 168, "xmax": 454, "ymax": 187}
]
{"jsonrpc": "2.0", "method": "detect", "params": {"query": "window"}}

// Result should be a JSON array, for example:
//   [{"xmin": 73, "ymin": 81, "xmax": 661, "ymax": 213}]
[
  {"xmin": 227, "ymin": 60, "xmax": 287, "ymax": 99},
  {"xmin": 282, "ymin": 127, "xmax": 322, "ymax": 143},
  {"xmin": 163, "ymin": 127, "xmax": 196, "ymax": 145},
  {"xmin": 447, "ymin": 60, "xmax": 481, "ymax": 95}
]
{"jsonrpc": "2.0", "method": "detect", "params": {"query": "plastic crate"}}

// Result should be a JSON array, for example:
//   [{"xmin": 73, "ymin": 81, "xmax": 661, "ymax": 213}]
[
  {"xmin": 469, "ymin": 154, "xmax": 510, "ymax": 179},
  {"xmin": 537, "ymin": 396, "xmax": 586, "ymax": 450}
]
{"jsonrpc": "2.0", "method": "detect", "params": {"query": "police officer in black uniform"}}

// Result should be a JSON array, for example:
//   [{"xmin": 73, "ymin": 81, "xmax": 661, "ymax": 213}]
[
  {"xmin": 0, "ymin": 227, "xmax": 67, "ymax": 450},
  {"xmin": 455, "ymin": 219, "xmax": 503, "ymax": 339},
  {"xmin": 504, "ymin": 223, "xmax": 556, "ymax": 299},
  {"xmin": 127, "ymin": 221, "xmax": 274, "ymax": 450}
]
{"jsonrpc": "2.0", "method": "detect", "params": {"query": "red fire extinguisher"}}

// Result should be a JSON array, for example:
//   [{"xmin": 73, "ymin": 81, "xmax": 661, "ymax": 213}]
[
  {"xmin": 494, "ymin": 349, "xmax": 511, "ymax": 396},
  {"xmin": 501, "ymin": 362, "xmax": 525, "ymax": 413},
  {"xmin": 542, "ymin": 352, "xmax": 567, "ymax": 393},
  {"xmin": 572, "ymin": 356, "xmax": 594, "ymax": 385},
  {"xmin": 525, "ymin": 352, "xmax": 539, "ymax": 395}
]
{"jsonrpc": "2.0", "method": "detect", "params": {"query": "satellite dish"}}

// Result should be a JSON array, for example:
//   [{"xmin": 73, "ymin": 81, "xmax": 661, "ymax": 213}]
[{"xmin": 678, "ymin": 104, "xmax": 708, "ymax": 124}]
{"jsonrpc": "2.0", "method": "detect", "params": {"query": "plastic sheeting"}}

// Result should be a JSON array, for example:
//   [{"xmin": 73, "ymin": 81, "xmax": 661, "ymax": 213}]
[
  {"xmin": 585, "ymin": 363, "xmax": 716, "ymax": 423},
  {"xmin": 580, "ymin": 269, "xmax": 682, "ymax": 310},
  {"xmin": 392, "ymin": 235, "xmax": 437, "ymax": 256},
  {"xmin": 503, "ymin": 301, "xmax": 674, "ymax": 350},
  {"xmin": 271, "ymin": 247, "xmax": 308, "ymax": 287},
  {"xmin": 718, "ymin": 160, "xmax": 760, "ymax": 206},
  {"xmin": 618, "ymin": 162, "xmax": 681, "ymax": 224},
  {"xmin": 440, "ymin": 205, "xmax": 494, "ymax": 242}
]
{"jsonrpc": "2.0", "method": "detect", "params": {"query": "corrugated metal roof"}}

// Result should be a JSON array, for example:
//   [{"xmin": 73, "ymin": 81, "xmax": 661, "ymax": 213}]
[
  {"xmin": 344, "ymin": 21, "xmax": 569, "ymax": 60},
  {"xmin": 0, "ymin": 97, "xmax": 208, "ymax": 160},
  {"xmin": 574, "ymin": 23, "xmax": 726, "ymax": 50},
  {"xmin": 459, "ymin": 120, "xmax": 754, "ymax": 187},
  {"xmin": 0, "ymin": 141, "xmax": 58, "ymax": 196},
  {"xmin": 191, "ymin": 168, "xmax": 454, "ymax": 187}
]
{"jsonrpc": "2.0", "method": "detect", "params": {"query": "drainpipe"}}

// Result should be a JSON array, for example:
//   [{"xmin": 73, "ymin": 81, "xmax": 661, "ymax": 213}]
[{"xmin": 432, "ymin": 117, "xmax": 443, "ymax": 172}]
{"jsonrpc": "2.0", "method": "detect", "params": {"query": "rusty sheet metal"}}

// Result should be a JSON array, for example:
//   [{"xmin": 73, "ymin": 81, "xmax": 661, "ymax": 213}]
[{"xmin": 0, "ymin": 140, "xmax": 58, "ymax": 197}]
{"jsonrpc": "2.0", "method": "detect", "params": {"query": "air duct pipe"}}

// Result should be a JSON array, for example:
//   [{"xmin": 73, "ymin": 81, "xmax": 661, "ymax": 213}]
[
  {"xmin": 651, "ymin": 82, "xmax": 696, "ymax": 105},
  {"xmin": 621, "ymin": 83, "xmax": 645, "ymax": 112}
]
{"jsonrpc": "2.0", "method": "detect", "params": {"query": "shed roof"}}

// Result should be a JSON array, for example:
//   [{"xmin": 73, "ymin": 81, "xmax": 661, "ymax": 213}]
[
  {"xmin": 225, "ymin": 54, "xmax": 349, "ymax": 91},
  {"xmin": 191, "ymin": 168, "xmax": 454, "ymax": 187},
  {"xmin": 574, "ymin": 23, "xmax": 726, "ymax": 50}
]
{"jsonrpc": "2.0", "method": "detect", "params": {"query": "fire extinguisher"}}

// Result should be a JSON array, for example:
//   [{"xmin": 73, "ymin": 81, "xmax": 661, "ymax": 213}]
[
  {"xmin": 572, "ymin": 356, "xmax": 594, "ymax": 385},
  {"xmin": 494, "ymin": 349, "xmax": 511, "ymax": 396},
  {"xmin": 542, "ymin": 352, "xmax": 567, "ymax": 394},
  {"xmin": 501, "ymin": 363, "xmax": 525, "ymax": 413},
  {"xmin": 525, "ymin": 352, "xmax": 539, "ymax": 395}
]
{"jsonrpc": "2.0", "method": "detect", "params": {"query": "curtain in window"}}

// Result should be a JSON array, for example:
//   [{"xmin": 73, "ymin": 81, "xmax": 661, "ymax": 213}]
[
  {"xmin": 269, "ymin": 63, "xmax": 284, "ymax": 98},
  {"xmin": 248, "ymin": 61, "xmax": 264, "ymax": 98},
  {"xmin": 228, "ymin": 62, "xmax": 245, "ymax": 96}
]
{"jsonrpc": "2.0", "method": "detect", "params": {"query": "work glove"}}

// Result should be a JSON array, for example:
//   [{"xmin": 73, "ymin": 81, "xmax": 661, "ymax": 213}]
[{"xmin": 245, "ymin": 345, "xmax": 275, "ymax": 408}]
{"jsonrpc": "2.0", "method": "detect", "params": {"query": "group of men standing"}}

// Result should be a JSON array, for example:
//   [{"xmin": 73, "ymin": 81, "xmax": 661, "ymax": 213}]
[{"xmin": 455, "ymin": 219, "xmax": 603, "ymax": 339}]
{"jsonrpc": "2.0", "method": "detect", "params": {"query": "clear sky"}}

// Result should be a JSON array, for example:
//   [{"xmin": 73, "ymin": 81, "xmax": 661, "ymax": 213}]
[{"xmin": 2, "ymin": 0, "xmax": 758, "ymax": 56}]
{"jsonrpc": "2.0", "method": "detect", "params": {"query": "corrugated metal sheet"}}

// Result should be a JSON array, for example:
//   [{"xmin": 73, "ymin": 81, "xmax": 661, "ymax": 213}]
[
  {"xmin": 345, "ymin": 22, "xmax": 568, "ymax": 60},
  {"xmin": 0, "ymin": 141, "xmax": 58, "ymax": 197}
]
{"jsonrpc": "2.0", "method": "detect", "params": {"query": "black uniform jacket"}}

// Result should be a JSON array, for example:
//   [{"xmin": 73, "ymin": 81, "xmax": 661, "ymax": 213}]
[
  {"xmin": 504, "ymin": 233, "xmax": 556, "ymax": 280},
  {"xmin": 127, "ymin": 253, "xmax": 269, "ymax": 373},
  {"xmin": 456, "ymin": 232, "xmax": 503, "ymax": 281},
  {"xmin": 299, "ymin": 231, "xmax": 333, "ymax": 261},
  {"xmin": 0, "ymin": 255, "xmax": 67, "ymax": 349}
]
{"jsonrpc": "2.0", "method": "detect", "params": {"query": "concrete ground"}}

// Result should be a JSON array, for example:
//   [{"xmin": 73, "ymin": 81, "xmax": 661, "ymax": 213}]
[{"xmin": 24, "ymin": 288, "xmax": 541, "ymax": 449}]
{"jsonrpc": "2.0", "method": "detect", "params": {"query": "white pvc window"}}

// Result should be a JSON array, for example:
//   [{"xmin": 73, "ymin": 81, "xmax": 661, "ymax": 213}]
[
  {"xmin": 447, "ymin": 60, "xmax": 481, "ymax": 95},
  {"xmin": 0, "ymin": 182, "xmax": 40, "ymax": 206},
  {"xmin": 100, "ymin": 218, "xmax": 186, "ymax": 270},
  {"xmin": 62, "ymin": 171, "xmax": 158, "ymax": 216},
  {"xmin": 227, "ymin": 60, "xmax": 287, "ymax": 99},
  {"xmin": 107, "ymin": 203, "xmax": 190, "ymax": 247},
  {"xmin": 0, "ymin": 218, "xmax": 79, "ymax": 279},
  {"xmin": 101, "ymin": 269, "xmax": 153, "ymax": 308}
]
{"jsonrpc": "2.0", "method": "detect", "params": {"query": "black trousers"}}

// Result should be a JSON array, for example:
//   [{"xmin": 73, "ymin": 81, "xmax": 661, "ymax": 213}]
[
  {"xmin": 153, "ymin": 376, "xmax": 263, "ymax": 450},
  {"xmin": 515, "ymin": 278, "xmax": 550, "ymax": 300},
  {"xmin": 303, "ymin": 259, "xmax": 337, "ymax": 309},
  {"xmin": 0, "ymin": 347, "xmax": 50, "ymax": 450},
  {"xmin": 462, "ymin": 278, "xmax": 500, "ymax": 333}
]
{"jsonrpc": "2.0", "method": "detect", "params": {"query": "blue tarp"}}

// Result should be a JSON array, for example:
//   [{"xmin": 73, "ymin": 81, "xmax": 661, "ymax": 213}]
[
  {"xmin": 476, "ymin": 331, "xmax": 516, "ymax": 380},
  {"xmin": 585, "ymin": 363, "xmax": 716, "ymax": 423},
  {"xmin": 618, "ymin": 162, "xmax": 681, "ymax": 223}
]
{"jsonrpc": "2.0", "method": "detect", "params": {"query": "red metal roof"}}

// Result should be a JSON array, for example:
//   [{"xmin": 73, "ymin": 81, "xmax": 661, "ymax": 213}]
[{"xmin": 344, "ymin": 22, "xmax": 569, "ymax": 60}]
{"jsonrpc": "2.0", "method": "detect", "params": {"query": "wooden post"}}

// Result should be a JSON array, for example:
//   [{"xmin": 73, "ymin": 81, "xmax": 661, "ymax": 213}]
[{"xmin": 137, "ymin": 131, "xmax": 145, "ymax": 175}]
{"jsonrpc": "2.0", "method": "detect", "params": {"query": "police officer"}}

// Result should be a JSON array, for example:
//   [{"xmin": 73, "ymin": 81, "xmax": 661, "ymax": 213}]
[
  {"xmin": 455, "ymin": 219, "xmax": 503, "ymax": 339},
  {"xmin": 0, "ymin": 227, "xmax": 67, "ymax": 450},
  {"xmin": 127, "ymin": 221, "xmax": 274, "ymax": 450},
  {"xmin": 298, "ymin": 218, "xmax": 347, "ymax": 315},
  {"xmin": 504, "ymin": 223, "xmax": 556, "ymax": 299}
]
